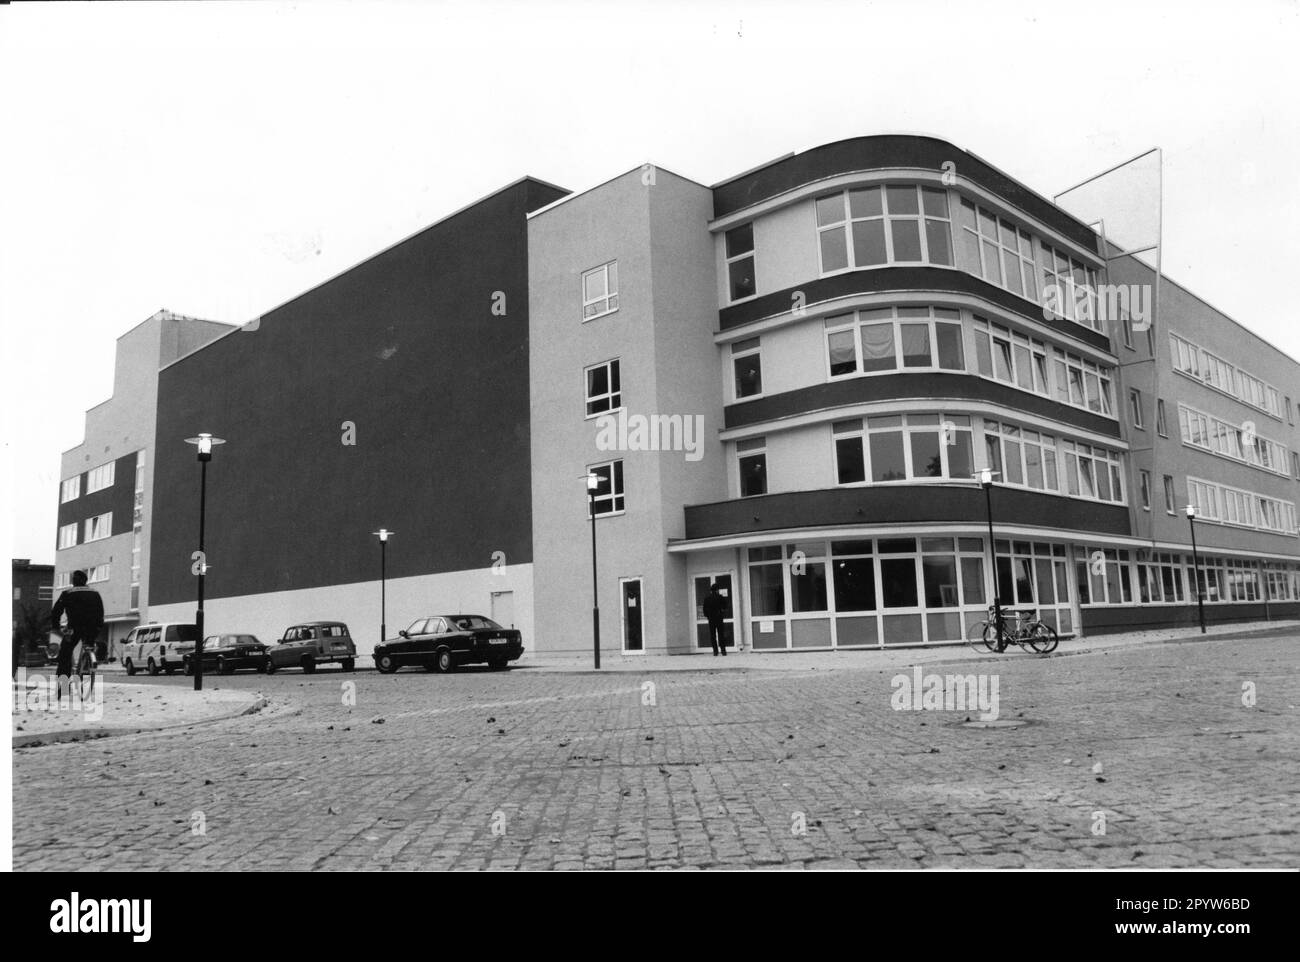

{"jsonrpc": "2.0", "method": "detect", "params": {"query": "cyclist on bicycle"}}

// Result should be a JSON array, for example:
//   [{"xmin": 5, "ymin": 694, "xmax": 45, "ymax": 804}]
[{"xmin": 50, "ymin": 570, "xmax": 104, "ymax": 695}]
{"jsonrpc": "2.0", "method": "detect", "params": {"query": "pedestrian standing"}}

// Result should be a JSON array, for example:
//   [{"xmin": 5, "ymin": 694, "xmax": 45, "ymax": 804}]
[
  {"xmin": 702, "ymin": 582, "xmax": 729, "ymax": 656},
  {"xmin": 50, "ymin": 570, "xmax": 104, "ymax": 698}
]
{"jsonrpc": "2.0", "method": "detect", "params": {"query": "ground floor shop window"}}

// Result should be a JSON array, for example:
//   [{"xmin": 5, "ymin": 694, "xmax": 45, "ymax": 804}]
[{"xmin": 743, "ymin": 535, "xmax": 1033, "ymax": 648}]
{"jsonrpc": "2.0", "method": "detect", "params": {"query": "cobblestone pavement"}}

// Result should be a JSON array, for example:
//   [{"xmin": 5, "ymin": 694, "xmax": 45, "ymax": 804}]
[{"xmin": 12, "ymin": 633, "xmax": 1298, "ymax": 870}]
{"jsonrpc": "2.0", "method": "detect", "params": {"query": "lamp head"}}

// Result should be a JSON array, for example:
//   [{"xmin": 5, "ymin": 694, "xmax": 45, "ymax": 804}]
[
  {"xmin": 373, "ymin": 528, "xmax": 393, "ymax": 542},
  {"xmin": 185, "ymin": 433, "xmax": 226, "ymax": 462},
  {"xmin": 976, "ymin": 467, "xmax": 999, "ymax": 487},
  {"xmin": 585, "ymin": 472, "xmax": 600, "ymax": 492},
  {"xmin": 1185, "ymin": 504, "xmax": 1196, "ymax": 519}
]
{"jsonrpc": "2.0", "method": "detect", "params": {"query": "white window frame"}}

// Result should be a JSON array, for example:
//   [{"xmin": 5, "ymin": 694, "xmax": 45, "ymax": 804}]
[
  {"xmin": 833, "ymin": 414, "xmax": 975, "ymax": 487},
  {"xmin": 583, "ymin": 358, "xmax": 622, "ymax": 419},
  {"xmin": 816, "ymin": 184, "xmax": 953, "ymax": 275},
  {"xmin": 581, "ymin": 261, "xmax": 619, "ymax": 321},
  {"xmin": 586, "ymin": 459, "xmax": 625, "ymax": 517},
  {"xmin": 725, "ymin": 223, "xmax": 757, "ymax": 303},
  {"xmin": 736, "ymin": 437, "xmax": 768, "ymax": 498},
  {"xmin": 60, "ymin": 476, "xmax": 81, "ymax": 503},
  {"xmin": 731, "ymin": 337, "xmax": 764, "ymax": 401},
  {"xmin": 87, "ymin": 564, "xmax": 110, "ymax": 584},
  {"xmin": 86, "ymin": 461, "xmax": 115, "ymax": 494},
  {"xmin": 84, "ymin": 512, "xmax": 112, "ymax": 543},
  {"xmin": 57, "ymin": 523, "xmax": 78, "ymax": 549}
]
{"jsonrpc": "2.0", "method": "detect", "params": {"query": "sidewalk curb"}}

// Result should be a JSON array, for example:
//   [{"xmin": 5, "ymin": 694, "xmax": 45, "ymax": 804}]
[
  {"xmin": 12, "ymin": 695, "xmax": 270, "ymax": 749},
  {"xmin": 511, "ymin": 623, "xmax": 1297, "ymax": 675}
]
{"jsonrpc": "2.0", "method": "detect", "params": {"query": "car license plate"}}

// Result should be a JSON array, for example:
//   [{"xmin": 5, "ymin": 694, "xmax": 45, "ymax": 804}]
[
  {"xmin": 488, "ymin": 637, "xmax": 507, "ymax": 645},
  {"xmin": 332, "ymin": 642, "xmax": 347, "ymax": 649}
]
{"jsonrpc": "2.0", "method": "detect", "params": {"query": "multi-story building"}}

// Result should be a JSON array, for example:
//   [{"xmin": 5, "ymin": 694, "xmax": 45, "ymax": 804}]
[
  {"xmin": 54, "ymin": 310, "xmax": 232, "ymax": 656},
  {"xmin": 530, "ymin": 136, "xmax": 1300, "ymax": 653},
  {"xmin": 12, "ymin": 558, "xmax": 55, "ymax": 658},
  {"xmin": 143, "ymin": 178, "xmax": 570, "ymax": 655},
  {"xmin": 75, "ymin": 135, "xmax": 1297, "ymax": 660}
]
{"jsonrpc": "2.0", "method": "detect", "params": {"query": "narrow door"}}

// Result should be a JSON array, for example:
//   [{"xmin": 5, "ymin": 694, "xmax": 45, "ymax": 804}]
[
  {"xmin": 693, "ymin": 574, "xmax": 735, "ymax": 650},
  {"xmin": 621, "ymin": 578, "xmax": 644, "ymax": 652},
  {"xmin": 491, "ymin": 590, "xmax": 515, "ymax": 629}
]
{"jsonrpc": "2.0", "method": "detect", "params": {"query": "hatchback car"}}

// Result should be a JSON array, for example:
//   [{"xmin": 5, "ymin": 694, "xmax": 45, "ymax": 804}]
[
  {"xmin": 266, "ymin": 621, "xmax": 356, "ymax": 674},
  {"xmin": 373, "ymin": 615, "xmax": 523, "ymax": 673},
  {"xmin": 183, "ymin": 634, "xmax": 269, "ymax": 675}
]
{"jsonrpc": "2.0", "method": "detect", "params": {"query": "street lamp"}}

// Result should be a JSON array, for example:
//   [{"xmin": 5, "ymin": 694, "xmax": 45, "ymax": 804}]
[
  {"xmin": 184, "ymin": 433, "xmax": 225, "ymax": 691},
  {"xmin": 1185, "ymin": 505, "xmax": 1207, "ymax": 634},
  {"xmin": 976, "ymin": 468, "xmax": 1004, "ymax": 636},
  {"xmin": 373, "ymin": 529, "xmax": 393, "ymax": 643},
  {"xmin": 585, "ymin": 472, "xmax": 601, "ymax": 670}
]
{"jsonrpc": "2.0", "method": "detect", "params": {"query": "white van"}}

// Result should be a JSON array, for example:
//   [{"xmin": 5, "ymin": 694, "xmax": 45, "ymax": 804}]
[{"xmin": 121, "ymin": 622, "xmax": 200, "ymax": 676}]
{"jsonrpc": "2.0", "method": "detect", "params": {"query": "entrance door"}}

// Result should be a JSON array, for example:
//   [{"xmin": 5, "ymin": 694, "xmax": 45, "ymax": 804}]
[
  {"xmin": 693, "ymin": 574, "xmax": 735, "ymax": 651},
  {"xmin": 620, "ymin": 579, "xmax": 644, "ymax": 652},
  {"xmin": 491, "ymin": 591, "xmax": 515, "ymax": 629}
]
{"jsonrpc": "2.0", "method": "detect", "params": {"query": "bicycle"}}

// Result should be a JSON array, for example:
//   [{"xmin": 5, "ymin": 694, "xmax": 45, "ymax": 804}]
[{"xmin": 967, "ymin": 606, "xmax": 1059, "ymax": 654}]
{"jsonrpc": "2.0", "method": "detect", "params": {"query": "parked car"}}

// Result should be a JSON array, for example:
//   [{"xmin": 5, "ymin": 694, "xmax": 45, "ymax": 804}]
[
  {"xmin": 373, "ymin": 614, "xmax": 523, "ymax": 674},
  {"xmin": 121, "ymin": 623, "xmax": 200, "ymax": 676},
  {"xmin": 183, "ymin": 634, "xmax": 270, "ymax": 675},
  {"xmin": 266, "ymin": 621, "xmax": 356, "ymax": 674}
]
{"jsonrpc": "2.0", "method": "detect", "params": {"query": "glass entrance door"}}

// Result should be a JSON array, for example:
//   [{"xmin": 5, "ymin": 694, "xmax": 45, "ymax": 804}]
[{"xmin": 693, "ymin": 574, "xmax": 735, "ymax": 650}]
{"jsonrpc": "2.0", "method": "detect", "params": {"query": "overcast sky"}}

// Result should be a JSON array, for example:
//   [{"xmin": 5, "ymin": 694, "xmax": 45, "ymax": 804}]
[{"xmin": 3, "ymin": 0, "xmax": 1298, "ymax": 565}]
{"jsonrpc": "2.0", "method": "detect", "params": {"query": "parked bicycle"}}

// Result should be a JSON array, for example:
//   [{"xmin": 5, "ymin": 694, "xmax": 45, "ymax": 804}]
[
  {"xmin": 73, "ymin": 632, "xmax": 97, "ymax": 699},
  {"xmin": 967, "ymin": 606, "xmax": 1059, "ymax": 654}
]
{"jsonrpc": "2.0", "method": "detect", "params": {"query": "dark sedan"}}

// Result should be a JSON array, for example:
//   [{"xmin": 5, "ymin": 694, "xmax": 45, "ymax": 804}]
[
  {"xmin": 183, "ymin": 634, "xmax": 270, "ymax": 675},
  {"xmin": 373, "ymin": 615, "xmax": 523, "ymax": 674}
]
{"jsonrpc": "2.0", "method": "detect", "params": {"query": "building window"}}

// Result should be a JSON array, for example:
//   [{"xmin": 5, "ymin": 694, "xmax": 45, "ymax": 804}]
[
  {"xmin": 584, "ymin": 359, "xmax": 622, "ymax": 417},
  {"xmin": 1170, "ymin": 331, "xmax": 1283, "ymax": 418},
  {"xmin": 581, "ymin": 261, "xmax": 618, "ymax": 321},
  {"xmin": 586, "ymin": 460, "xmax": 624, "ymax": 516},
  {"xmin": 87, "ymin": 564, "xmax": 110, "ymax": 584},
  {"xmin": 60, "ymin": 476, "xmax": 80, "ymax": 503},
  {"xmin": 57, "ymin": 523, "xmax": 77, "ymax": 550},
  {"xmin": 84, "ymin": 512, "xmax": 112, "ymax": 543},
  {"xmin": 731, "ymin": 338, "xmax": 763, "ymax": 399},
  {"xmin": 38, "ymin": 585, "xmax": 54, "ymax": 602},
  {"xmin": 1188, "ymin": 477, "xmax": 1221, "ymax": 520},
  {"xmin": 973, "ymin": 317, "xmax": 1048, "ymax": 395},
  {"xmin": 725, "ymin": 224, "xmax": 756, "ymax": 301},
  {"xmin": 1129, "ymin": 389, "xmax": 1144, "ymax": 428},
  {"xmin": 834, "ymin": 414, "xmax": 974, "ymax": 485},
  {"xmin": 1049, "ymin": 348, "xmax": 1114, "ymax": 416},
  {"xmin": 1163, "ymin": 475, "xmax": 1176, "ymax": 514},
  {"xmin": 1075, "ymin": 546, "xmax": 1135, "ymax": 606},
  {"xmin": 826, "ymin": 306, "xmax": 964, "ymax": 379},
  {"xmin": 1293, "ymin": 451, "xmax": 1300, "ymax": 479},
  {"xmin": 1186, "ymin": 475, "xmax": 1298, "ymax": 534},
  {"xmin": 737, "ymin": 438, "xmax": 767, "ymax": 497},
  {"xmin": 1178, "ymin": 403, "xmax": 1291, "ymax": 476},
  {"xmin": 1139, "ymin": 470, "xmax": 1152, "ymax": 511},
  {"xmin": 957, "ymin": 201, "xmax": 1037, "ymax": 301},
  {"xmin": 1156, "ymin": 399, "xmax": 1168, "ymax": 437},
  {"xmin": 86, "ymin": 461, "xmax": 115, "ymax": 494},
  {"xmin": 1121, "ymin": 312, "xmax": 1134, "ymax": 349},
  {"xmin": 135, "ymin": 450, "xmax": 146, "ymax": 493},
  {"xmin": 1287, "ymin": 396, "xmax": 1294, "ymax": 425},
  {"xmin": 816, "ymin": 184, "xmax": 952, "ymax": 274},
  {"xmin": 1037, "ymin": 242, "xmax": 1101, "ymax": 333},
  {"xmin": 54, "ymin": 572, "xmax": 72, "ymax": 590}
]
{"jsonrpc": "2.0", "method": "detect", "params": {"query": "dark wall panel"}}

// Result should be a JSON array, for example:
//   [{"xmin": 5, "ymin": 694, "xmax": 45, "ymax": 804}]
[
  {"xmin": 718, "ymin": 266, "xmax": 1111, "ymax": 354},
  {"xmin": 726, "ymin": 371, "xmax": 1122, "ymax": 438},
  {"xmin": 683, "ymin": 485, "xmax": 1130, "ymax": 540},
  {"xmin": 1081, "ymin": 602, "xmax": 1299, "ymax": 634},
  {"xmin": 149, "ymin": 179, "xmax": 569, "ymax": 606},
  {"xmin": 57, "ymin": 452, "xmax": 137, "ymax": 541}
]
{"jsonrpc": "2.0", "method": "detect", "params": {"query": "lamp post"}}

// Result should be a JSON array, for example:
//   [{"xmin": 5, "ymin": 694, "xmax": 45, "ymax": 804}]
[
  {"xmin": 184, "ymin": 433, "xmax": 225, "ymax": 691},
  {"xmin": 976, "ymin": 468, "xmax": 1004, "ymax": 636},
  {"xmin": 373, "ymin": 529, "xmax": 393, "ymax": 643},
  {"xmin": 585, "ymin": 472, "xmax": 601, "ymax": 670},
  {"xmin": 1185, "ymin": 505, "xmax": 1206, "ymax": 634}
]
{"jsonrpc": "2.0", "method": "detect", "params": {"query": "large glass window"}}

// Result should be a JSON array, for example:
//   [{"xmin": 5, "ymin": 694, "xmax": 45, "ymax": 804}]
[
  {"xmin": 731, "ymin": 338, "xmax": 763, "ymax": 399},
  {"xmin": 825, "ymin": 306, "xmax": 965, "ymax": 378},
  {"xmin": 816, "ymin": 184, "xmax": 953, "ymax": 272},
  {"xmin": 833, "ymin": 414, "xmax": 972, "ymax": 485},
  {"xmin": 585, "ymin": 359, "xmax": 622, "ymax": 417},
  {"xmin": 86, "ymin": 461, "xmax": 115, "ymax": 494},
  {"xmin": 586, "ymin": 460, "xmax": 624, "ymax": 515}
]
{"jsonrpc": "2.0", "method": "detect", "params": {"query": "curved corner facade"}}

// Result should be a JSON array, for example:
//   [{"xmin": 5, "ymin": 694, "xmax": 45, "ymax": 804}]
[{"xmin": 529, "ymin": 136, "xmax": 1300, "ymax": 655}]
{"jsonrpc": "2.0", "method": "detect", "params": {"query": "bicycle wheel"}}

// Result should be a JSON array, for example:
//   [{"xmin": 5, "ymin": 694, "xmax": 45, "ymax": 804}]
[
  {"xmin": 968, "ymin": 620, "xmax": 998, "ymax": 652},
  {"xmin": 1027, "ymin": 623, "xmax": 1059, "ymax": 653}
]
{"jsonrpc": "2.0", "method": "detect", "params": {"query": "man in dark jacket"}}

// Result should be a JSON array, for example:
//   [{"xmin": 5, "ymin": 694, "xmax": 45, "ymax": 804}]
[
  {"xmin": 50, "ymin": 571, "xmax": 104, "ymax": 693},
  {"xmin": 702, "ymin": 582, "xmax": 730, "ymax": 657}
]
